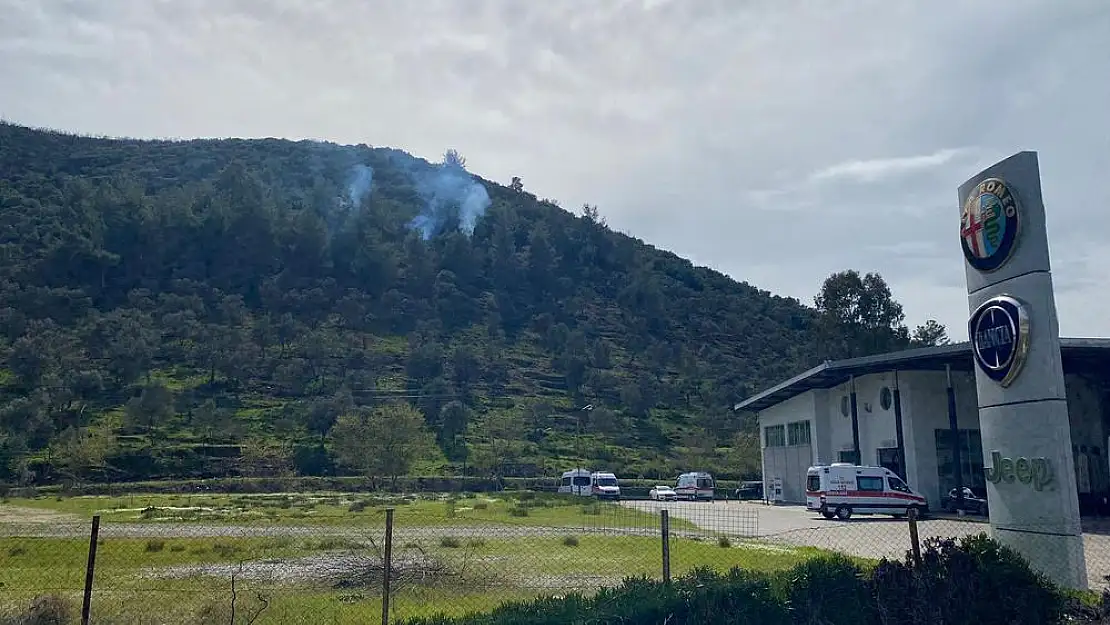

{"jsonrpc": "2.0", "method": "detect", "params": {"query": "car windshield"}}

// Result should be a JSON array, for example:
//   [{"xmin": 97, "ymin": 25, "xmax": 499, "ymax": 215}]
[{"xmin": 596, "ymin": 477, "xmax": 617, "ymax": 486}]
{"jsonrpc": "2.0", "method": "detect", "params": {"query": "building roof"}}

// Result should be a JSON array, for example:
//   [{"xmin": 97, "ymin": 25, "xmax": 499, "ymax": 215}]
[{"xmin": 733, "ymin": 337, "xmax": 1110, "ymax": 413}]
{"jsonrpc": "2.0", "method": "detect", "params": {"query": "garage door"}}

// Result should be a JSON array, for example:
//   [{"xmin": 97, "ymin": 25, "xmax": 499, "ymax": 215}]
[{"xmin": 763, "ymin": 443, "xmax": 813, "ymax": 504}]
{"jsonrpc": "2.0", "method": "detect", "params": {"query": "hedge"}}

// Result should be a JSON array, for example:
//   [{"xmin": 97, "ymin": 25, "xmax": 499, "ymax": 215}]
[{"xmin": 400, "ymin": 535, "xmax": 1095, "ymax": 625}]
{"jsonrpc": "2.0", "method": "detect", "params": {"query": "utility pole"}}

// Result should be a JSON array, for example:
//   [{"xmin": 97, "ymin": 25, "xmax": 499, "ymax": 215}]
[{"xmin": 576, "ymin": 404, "xmax": 594, "ymax": 461}]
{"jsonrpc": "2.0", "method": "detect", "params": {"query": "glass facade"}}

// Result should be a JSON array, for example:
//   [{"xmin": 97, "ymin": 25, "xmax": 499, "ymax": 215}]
[{"xmin": 935, "ymin": 428, "xmax": 984, "ymax": 499}]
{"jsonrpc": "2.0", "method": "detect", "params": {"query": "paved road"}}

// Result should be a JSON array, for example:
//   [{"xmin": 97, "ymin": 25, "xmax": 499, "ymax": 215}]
[{"xmin": 621, "ymin": 500, "xmax": 1110, "ymax": 588}]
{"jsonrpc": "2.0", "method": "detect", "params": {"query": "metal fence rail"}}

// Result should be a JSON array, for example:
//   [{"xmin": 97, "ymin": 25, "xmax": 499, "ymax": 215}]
[{"xmin": 1, "ymin": 492, "xmax": 1108, "ymax": 624}]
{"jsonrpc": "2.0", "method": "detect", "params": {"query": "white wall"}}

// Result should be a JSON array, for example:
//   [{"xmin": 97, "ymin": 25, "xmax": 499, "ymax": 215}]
[
  {"xmin": 821, "ymin": 373, "xmax": 902, "ymax": 466},
  {"xmin": 759, "ymin": 391, "xmax": 817, "ymax": 450},
  {"xmin": 756, "ymin": 367, "xmax": 1108, "ymax": 510},
  {"xmin": 901, "ymin": 370, "xmax": 979, "ymax": 507},
  {"xmin": 759, "ymin": 391, "xmax": 817, "ymax": 502}
]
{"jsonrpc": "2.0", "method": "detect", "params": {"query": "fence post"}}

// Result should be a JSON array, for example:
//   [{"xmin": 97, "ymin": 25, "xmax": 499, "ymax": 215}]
[
  {"xmin": 660, "ymin": 509, "xmax": 671, "ymax": 583},
  {"xmin": 81, "ymin": 515, "xmax": 101, "ymax": 625},
  {"xmin": 907, "ymin": 508, "xmax": 922, "ymax": 566},
  {"xmin": 382, "ymin": 508, "xmax": 394, "ymax": 625}
]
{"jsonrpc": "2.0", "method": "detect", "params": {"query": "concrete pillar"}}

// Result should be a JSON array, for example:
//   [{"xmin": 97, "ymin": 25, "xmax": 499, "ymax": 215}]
[
  {"xmin": 893, "ymin": 371, "xmax": 907, "ymax": 480},
  {"xmin": 849, "ymin": 376, "xmax": 861, "ymax": 465},
  {"xmin": 959, "ymin": 152, "xmax": 1086, "ymax": 589},
  {"xmin": 945, "ymin": 365, "xmax": 965, "ymax": 507}
]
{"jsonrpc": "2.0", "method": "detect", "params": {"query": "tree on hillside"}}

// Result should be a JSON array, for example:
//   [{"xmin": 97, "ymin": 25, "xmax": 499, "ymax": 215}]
[
  {"xmin": 0, "ymin": 122, "xmax": 828, "ymax": 484},
  {"xmin": 124, "ymin": 383, "xmax": 175, "ymax": 444},
  {"xmin": 49, "ymin": 413, "xmax": 120, "ymax": 482},
  {"xmin": 729, "ymin": 430, "xmax": 762, "ymax": 479},
  {"xmin": 814, "ymin": 270, "xmax": 910, "ymax": 360},
  {"xmin": 438, "ymin": 400, "xmax": 471, "ymax": 458},
  {"xmin": 328, "ymin": 403, "xmax": 434, "ymax": 485},
  {"xmin": 911, "ymin": 319, "xmax": 950, "ymax": 347},
  {"xmin": 471, "ymin": 410, "xmax": 527, "ymax": 480},
  {"xmin": 239, "ymin": 437, "xmax": 294, "ymax": 478}
]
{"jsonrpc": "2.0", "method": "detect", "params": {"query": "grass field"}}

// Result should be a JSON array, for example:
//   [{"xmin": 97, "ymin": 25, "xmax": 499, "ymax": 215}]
[
  {"xmin": 0, "ymin": 491, "xmax": 831, "ymax": 623},
  {"xmin": 2, "ymin": 490, "xmax": 700, "ymax": 531}
]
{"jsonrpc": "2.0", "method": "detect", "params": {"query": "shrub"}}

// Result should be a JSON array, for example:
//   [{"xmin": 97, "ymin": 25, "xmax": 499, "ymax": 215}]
[
  {"xmin": 396, "ymin": 536, "xmax": 1073, "ymax": 625},
  {"xmin": 473, "ymin": 501, "xmax": 489, "ymax": 510},
  {"xmin": 872, "ymin": 534, "xmax": 1064, "ymax": 625},
  {"xmin": 10, "ymin": 594, "xmax": 73, "ymax": 625},
  {"xmin": 508, "ymin": 506, "xmax": 529, "ymax": 517},
  {"xmin": 717, "ymin": 536, "xmax": 731, "ymax": 548},
  {"xmin": 348, "ymin": 500, "xmax": 370, "ymax": 513},
  {"xmin": 782, "ymin": 554, "xmax": 876, "ymax": 625},
  {"xmin": 562, "ymin": 536, "xmax": 579, "ymax": 547},
  {"xmin": 144, "ymin": 539, "xmax": 166, "ymax": 553},
  {"xmin": 439, "ymin": 536, "xmax": 461, "ymax": 548}
]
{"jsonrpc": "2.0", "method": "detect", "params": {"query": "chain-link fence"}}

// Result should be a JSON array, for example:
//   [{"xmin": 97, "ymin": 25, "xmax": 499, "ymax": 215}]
[{"xmin": 3, "ymin": 491, "xmax": 1110, "ymax": 624}]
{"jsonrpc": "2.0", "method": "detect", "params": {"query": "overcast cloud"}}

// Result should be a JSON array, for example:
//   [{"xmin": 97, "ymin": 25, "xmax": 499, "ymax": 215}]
[{"xmin": 2, "ymin": 0, "xmax": 1108, "ymax": 341}]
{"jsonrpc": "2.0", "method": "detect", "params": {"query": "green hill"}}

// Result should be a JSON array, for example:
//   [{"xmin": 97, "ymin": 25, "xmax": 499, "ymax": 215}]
[{"xmin": 0, "ymin": 121, "xmax": 818, "ymax": 485}]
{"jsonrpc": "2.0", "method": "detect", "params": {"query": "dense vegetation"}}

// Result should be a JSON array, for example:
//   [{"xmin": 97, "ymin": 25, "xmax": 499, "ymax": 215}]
[
  {"xmin": 401, "ymin": 536, "xmax": 1082, "ymax": 625},
  {"xmin": 0, "ymin": 122, "xmax": 945, "ymax": 485}
]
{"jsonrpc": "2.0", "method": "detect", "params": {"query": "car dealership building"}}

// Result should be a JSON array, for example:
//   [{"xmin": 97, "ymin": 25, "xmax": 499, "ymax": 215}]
[{"xmin": 733, "ymin": 339, "xmax": 1110, "ymax": 512}]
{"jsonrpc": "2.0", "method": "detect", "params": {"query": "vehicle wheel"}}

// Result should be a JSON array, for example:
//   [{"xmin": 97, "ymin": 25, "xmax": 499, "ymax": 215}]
[
  {"xmin": 835, "ymin": 506, "xmax": 852, "ymax": 520},
  {"xmin": 821, "ymin": 510, "xmax": 836, "ymax": 520},
  {"xmin": 911, "ymin": 505, "xmax": 926, "ymax": 518}
]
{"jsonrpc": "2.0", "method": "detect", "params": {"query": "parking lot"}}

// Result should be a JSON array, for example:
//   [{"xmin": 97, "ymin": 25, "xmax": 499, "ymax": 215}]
[{"xmin": 622, "ymin": 499, "xmax": 1110, "ymax": 586}]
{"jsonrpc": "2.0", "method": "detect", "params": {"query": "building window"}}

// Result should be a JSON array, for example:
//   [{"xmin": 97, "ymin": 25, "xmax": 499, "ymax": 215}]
[
  {"xmin": 934, "ymin": 428, "xmax": 984, "ymax": 498},
  {"xmin": 879, "ymin": 387, "xmax": 893, "ymax": 411},
  {"xmin": 857, "ymin": 476, "xmax": 884, "ymax": 492},
  {"xmin": 764, "ymin": 425, "xmax": 786, "ymax": 448},
  {"xmin": 787, "ymin": 420, "xmax": 811, "ymax": 446}
]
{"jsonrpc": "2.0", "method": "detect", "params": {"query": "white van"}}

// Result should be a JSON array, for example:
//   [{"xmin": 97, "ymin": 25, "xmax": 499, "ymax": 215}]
[
  {"xmin": 558, "ymin": 469, "xmax": 593, "ymax": 497},
  {"xmin": 589, "ymin": 472, "xmax": 621, "ymax": 500},
  {"xmin": 806, "ymin": 463, "xmax": 928, "ymax": 520},
  {"xmin": 675, "ymin": 472, "xmax": 715, "ymax": 501}
]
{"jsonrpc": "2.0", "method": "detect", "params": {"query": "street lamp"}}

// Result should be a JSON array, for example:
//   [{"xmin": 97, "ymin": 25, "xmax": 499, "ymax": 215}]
[{"xmin": 576, "ymin": 404, "xmax": 594, "ymax": 461}]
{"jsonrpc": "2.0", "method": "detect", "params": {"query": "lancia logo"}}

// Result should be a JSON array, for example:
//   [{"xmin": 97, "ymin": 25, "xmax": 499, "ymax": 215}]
[
  {"xmin": 969, "ymin": 295, "xmax": 1030, "ymax": 387},
  {"xmin": 961, "ymin": 178, "xmax": 1020, "ymax": 272}
]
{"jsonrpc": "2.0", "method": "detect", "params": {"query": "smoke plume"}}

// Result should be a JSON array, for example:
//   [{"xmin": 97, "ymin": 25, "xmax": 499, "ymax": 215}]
[
  {"xmin": 407, "ymin": 150, "xmax": 491, "ymax": 239},
  {"xmin": 346, "ymin": 164, "xmax": 374, "ymax": 206},
  {"xmin": 339, "ymin": 149, "xmax": 490, "ymax": 240}
]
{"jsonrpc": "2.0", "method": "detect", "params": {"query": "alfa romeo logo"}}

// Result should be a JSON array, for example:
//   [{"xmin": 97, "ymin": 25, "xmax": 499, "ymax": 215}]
[
  {"xmin": 961, "ymin": 178, "xmax": 1020, "ymax": 272},
  {"xmin": 968, "ymin": 295, "xmax": 1030, "ymax": 387}
]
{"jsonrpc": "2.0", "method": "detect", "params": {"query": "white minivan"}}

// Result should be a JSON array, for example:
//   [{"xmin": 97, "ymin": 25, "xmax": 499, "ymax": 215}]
[
  {"xmin": 589, "ymin": 472, "xmax": 621, "ymax": 500},
  {"xmin": 558, "ymin": 469, "xmax": 593, "ymax": 496},
  {"xmin": 675, "ymin": 472, "xmax": 715, "ymax": 501},
  {"xmin": 806, "ymin": 463, "xmax": 928, "ymax": 520}
]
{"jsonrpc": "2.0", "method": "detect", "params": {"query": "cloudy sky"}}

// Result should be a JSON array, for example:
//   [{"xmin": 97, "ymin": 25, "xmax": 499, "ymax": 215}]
[{"xmin": 3, "ymin": 0, "xmax": 1109, "ymax": 340}]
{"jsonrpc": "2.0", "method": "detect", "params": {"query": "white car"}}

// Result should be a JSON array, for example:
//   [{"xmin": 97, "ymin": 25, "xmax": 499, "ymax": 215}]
[{"xmin": 649, "ymin": 485, "xmax": 677, "ymax": 501}]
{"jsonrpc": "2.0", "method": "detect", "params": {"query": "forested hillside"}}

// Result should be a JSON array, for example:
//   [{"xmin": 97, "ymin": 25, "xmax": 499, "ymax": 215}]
[{"xmin": 0, "ymin": 122, "xmax": 825, "ymax": 485}]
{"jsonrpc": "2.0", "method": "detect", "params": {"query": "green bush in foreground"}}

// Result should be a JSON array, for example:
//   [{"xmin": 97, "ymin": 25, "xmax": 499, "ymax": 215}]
[{"xmin": 399, "ymin": 535, "xmax": 1079, "ymax": 625}]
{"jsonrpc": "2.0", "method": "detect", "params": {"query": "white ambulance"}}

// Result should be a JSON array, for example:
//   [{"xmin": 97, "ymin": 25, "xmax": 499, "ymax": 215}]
[{"xmin": 805, "ymin": 463, "xmax": 928, "ymax": 520}]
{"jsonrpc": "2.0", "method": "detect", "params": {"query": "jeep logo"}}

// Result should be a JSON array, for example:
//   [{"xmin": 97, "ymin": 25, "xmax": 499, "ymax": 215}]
[{"xmin": 984, "ymin": 450, "xmax": 1054, "ymax": 491}]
